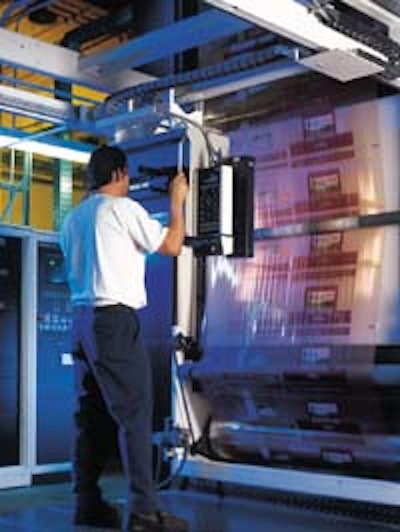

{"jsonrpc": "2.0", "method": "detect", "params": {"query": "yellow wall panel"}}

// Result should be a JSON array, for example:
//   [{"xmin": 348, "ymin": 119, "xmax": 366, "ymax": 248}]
[
  {"xmin": 73, "ymin": 187, "xmax": 85, "ymax": 207},
  {"xmin": 0, "ymin": 189, "xmax": 9, "ymax": 220},
  {"xmin": 0, "ymin": 188, "xmax": 25, "ymax": 225},
  {"xmin": 30, "ymin": 181, "xmax": 53, "ymax": 230}
]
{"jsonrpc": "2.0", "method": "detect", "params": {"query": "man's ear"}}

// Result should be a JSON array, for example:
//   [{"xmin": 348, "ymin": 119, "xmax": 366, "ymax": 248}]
[
  {"xmin": 111, "ymin": 169, "xmax": 124, "ymax": 183},
  {"xmin": 113, "ymin": 168, "xmax": 125, "ymax": 182}
]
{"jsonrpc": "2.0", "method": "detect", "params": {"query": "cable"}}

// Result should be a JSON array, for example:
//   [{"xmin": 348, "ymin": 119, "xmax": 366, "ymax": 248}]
[
  {"xmin": 152, "ymin": 344, "xmax": 205, "ymax": 490},
  {"xmin": 168, "ymin": 111, "xmax": 220, "ymax": 166},
  {"xmin": 155, "ymin": 443, "xmax": 189, "ymax": 490},
  {"xmin": 171, "ymin": 348, "xmax": 195, "ymax": 443},
  {"xmin": 99, "ymin": 44, "xmax": 293, "ymax": 117},
  {"xmin": 311, "ymin": 1, "xmax": 400, "ymax": 79}
]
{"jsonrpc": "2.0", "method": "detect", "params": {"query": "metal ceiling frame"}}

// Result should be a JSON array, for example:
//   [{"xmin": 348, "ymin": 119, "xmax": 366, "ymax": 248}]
[
  {"xmin": 203, "ymin": 0, "xmax": 400, "ymax": 84},
  {"xmin": 340, "ymin": 0, "xmax": 400, "ymax": 42},
  {"xmin": 3, "ymin": 0, "xmax": 400, "ymax": 138},
  {"xmin": 78, "ymin": 8, "xmax": 252, "ymax": 76},
  {"xmin": 205, "ymin": 0, "xmax": 387, "ymax": 60},
  {"xmin": 0, "ymin": 26, "xmax": 153, "ymax": 93},
  {"xmin": 0, "ymin": 85, "xmax": 75, "ymax": 124}
]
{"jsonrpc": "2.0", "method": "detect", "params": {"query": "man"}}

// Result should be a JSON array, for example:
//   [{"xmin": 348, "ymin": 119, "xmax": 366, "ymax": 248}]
[{"xmin": 60, "ymin": 145, "xmax": 189, "ymax": 532}]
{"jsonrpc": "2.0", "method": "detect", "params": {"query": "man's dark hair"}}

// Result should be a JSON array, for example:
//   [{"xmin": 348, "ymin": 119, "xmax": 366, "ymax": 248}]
[{"xmin": 87, "ymin": 145, "xmax": 127, "ymax": 190}]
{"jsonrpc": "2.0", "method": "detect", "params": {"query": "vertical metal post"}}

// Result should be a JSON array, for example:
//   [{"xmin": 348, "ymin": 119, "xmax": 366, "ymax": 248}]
[
  {"xmin": 0, "ymin": 149, "xmax": 32, "ymax": 225},
  {"xmin": 53, "ymin": 158, "xmax": 73, "ymax": 230},
  {"xmin": 2, "ymin": 149, "xmax": 17, "ymax": 223},
  {"xmin": 22, "ymin": 151, "xmax": 32, "ymax": 226}
]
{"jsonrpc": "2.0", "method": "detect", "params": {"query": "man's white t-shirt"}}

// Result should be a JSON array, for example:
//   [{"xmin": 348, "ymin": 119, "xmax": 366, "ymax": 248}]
[{"xmin": 60, "ymin": 193, "xmax": 167, "ymax": 309}]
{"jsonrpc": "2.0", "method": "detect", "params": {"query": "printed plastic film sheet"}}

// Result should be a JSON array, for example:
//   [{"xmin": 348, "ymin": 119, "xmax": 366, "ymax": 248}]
[
  {"xmin": 228, "ymin": 96, "xmax": 400, "ymax": 227},
  {"xmin": 191, "ymin": 226, "xmax": 400, "ymax": 476}
]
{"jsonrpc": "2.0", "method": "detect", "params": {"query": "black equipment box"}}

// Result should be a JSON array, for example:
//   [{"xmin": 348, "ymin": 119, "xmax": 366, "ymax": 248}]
[{"xmin": 196, "ymin": 156, "xmax": 254, "ymax": 257}]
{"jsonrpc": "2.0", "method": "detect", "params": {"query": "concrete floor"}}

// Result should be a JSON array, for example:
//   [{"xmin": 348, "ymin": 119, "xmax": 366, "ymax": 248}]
[{"xmin": 0, "ymin": 475, "xmax": 398, "ymax": 531}]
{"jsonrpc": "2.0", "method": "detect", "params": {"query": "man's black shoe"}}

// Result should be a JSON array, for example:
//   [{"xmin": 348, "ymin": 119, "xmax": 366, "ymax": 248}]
[
  {"xmin": 125, "ymin": 510, "xmax": 189, "ymax": 531},
  {"xmin": 73, "ymin": 498, "xmax": 121, "ymax": 528}
]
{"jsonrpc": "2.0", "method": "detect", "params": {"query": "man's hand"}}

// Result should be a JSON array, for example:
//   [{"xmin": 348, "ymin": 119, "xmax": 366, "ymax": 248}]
[{"xmin": 169, "ymin": 172, "xmax": 189, "ymax": 204}]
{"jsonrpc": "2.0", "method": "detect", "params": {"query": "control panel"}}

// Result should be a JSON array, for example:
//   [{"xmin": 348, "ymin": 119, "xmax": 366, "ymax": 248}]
[
  {"xmin": 0, "ymin": 236, "xmax": 21, "ymax": 466},
  {"xmin": 36, "ymin": 241, "xmax": 73, "ymax": 466}
]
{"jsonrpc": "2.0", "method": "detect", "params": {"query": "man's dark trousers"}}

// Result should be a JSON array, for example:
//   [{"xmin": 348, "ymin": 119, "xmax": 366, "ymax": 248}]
[{"xmin": 71, "ymin": 304, "xmax": 157, "ymax": 515}]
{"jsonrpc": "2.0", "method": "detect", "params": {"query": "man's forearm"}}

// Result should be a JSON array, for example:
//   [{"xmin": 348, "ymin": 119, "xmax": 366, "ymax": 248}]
[
  {"xmin": 168, "ymin": 203, "xmax": 185, "ymax": 250},
  {"xmin": 158, "ymin": 172, "xmax": 188, "ymax": 256},
  {"xmin": 158, "ymin": 202, "xmax": 185, "ymax": 256}
]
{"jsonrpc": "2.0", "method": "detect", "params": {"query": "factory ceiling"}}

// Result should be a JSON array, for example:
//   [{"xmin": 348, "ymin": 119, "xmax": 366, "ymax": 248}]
[
  {"xmin": 1, "ymin": 1, "xmax": 400, "ymax": 138},
  {"xmin": 1, "ymin": 0, "xmax": 136, "ymax": 47},
  {"xmin": 0, "ymin": 0, "xmax": 181, "ymax": 134}
]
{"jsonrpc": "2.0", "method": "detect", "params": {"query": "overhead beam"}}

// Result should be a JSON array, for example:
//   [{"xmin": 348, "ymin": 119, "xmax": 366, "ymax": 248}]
[
  {"xmin": 0, "ymin": 27, "xmax": 153, "ymax": 93},
  {"xmin": 78, "ymin": 8, "xmax": 252, "ymax": 76},
  {"xmin": 177, "ymin": 61, "xmax": 309, "ymax": 104},
  {"xmin": 205, "ymin": 0, "xmax": 386, "ymax": 61},
  {"xmin": 339, "ymin": 0, "xmax": 400, "ymax": 42},
  {"xmin": 0, "ymin": 85, "xmax": 75, "ymax": 124}
]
